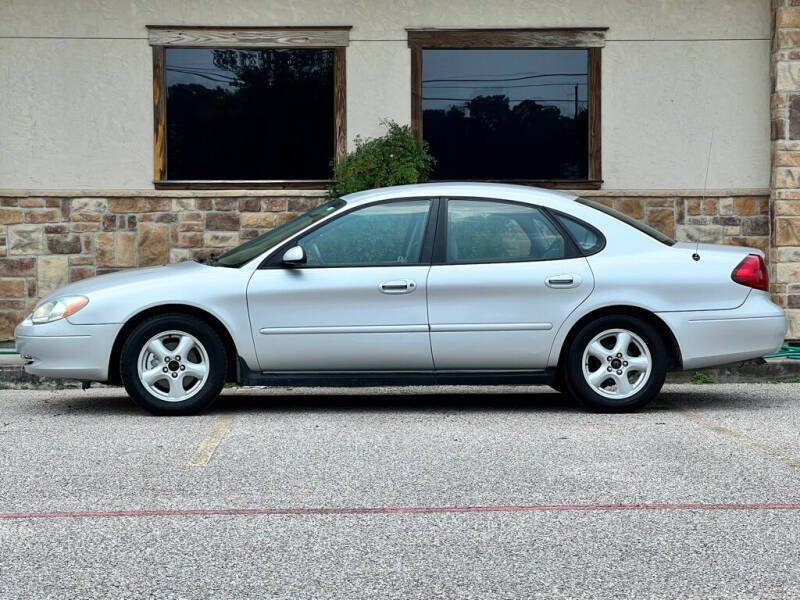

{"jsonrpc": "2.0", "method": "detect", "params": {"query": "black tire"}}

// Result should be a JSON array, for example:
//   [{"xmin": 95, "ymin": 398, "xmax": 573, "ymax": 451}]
[
  {"xmin": 120, "ymin": 313, "xmax": 227, "ymax": 415},
  {"xmin": 563, "ymin": 315, "xmax": 667, "ymax": 412}
]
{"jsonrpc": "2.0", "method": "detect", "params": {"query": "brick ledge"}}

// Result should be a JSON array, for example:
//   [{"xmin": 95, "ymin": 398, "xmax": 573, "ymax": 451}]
[
  {"xmin": 0, "ymin": 188, "xmax": 770, "ymax": 198},
  {"xmin": 0, "ymin": 189, "xmax": 328, "ymax": 198}
]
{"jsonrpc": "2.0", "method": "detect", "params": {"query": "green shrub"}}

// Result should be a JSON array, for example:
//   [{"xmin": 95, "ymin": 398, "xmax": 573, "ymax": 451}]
[{"xmin": 329, "ymin": 121, "xmax": 435, "ymax": 197}]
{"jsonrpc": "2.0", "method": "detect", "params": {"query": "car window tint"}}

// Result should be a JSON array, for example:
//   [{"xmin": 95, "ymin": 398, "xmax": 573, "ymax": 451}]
[
  {"xmin": 446, "ymin": 200, "xmax": 566, "ymax": 263},
  {"xmin": 555, "ymin": 213, "xmax": 603, "ymax": 254},
  {"xmin": 299, "ymin": 200, "xmax": 431, "ymax": 266}
]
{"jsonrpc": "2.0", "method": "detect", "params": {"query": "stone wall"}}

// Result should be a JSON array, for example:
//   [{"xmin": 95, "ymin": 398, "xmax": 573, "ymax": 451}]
[
  {"xmin": 772, "ymin": 0, "xmax": 800, "ymax": 339},
  {"xmin": 587, "ymin": 192, "xmax": 770, "ymax": 256},
  {"xmin": 0, "ymin": 191, "xmax": 327, "ymax": 339},
  {"xmin": 0, "ymin": 189, "xmax": 771, "ymax": 341}
]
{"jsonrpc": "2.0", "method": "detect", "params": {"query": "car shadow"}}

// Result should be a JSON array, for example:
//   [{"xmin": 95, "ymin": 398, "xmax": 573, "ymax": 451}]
[
  {"xmin": 209, "ymin": 389, "xmax": 775, "ymax": 415},
  {"xmin": 213, "ymin": 389, "xmax": 579, "ymax": 414},
  {"xmin": 18, "ymin": 391, "xmax": 146, "ymax": 417},
  {"xmin": 15, "ymin": 386, "xmax": 780, "ymax": 417}
]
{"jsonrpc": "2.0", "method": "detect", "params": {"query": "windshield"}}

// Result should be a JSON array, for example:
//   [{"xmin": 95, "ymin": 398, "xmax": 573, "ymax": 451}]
[
  {"xmin": 577, "ymin": 198, "xmax": 676, "ymax": 246},
  {"xmin": 209, "ymin": 199, "xmax": 345, "ymax": 267}
]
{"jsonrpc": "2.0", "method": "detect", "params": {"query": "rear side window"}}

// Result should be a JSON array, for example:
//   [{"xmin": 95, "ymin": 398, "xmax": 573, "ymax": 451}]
[
  {"xmin": 554, "ymin": 213, "xmax": 604, "ymax": 255},
  {"xmin": 446, "ymin": 199, "xmax": 567, "ymax": 263},
  {"xmin": 577, "ymin": 197, "xmax": 676, "ymax": 246}
]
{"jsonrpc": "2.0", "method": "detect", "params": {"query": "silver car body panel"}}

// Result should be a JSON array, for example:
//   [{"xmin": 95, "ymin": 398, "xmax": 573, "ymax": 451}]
[
  {"xmin": 247, "ymin": 265, "xmax": 433, "ymax": 371},
  {"xmin": 426, "ymin": 258, "xmax": 594, "ymax": 369},
  {"xmin": 18, "ymin": 261, "xmax": 259, "ymax": 379},
  {"xmin": 656, "ymin": 290, "xmax": 786, "ymax": 369},
  {"xmin": 14, "ymin": 182, "xmax": 786, "ymax": 381},
  {"xmin": 15, "ymin": 319, "xmax": 119, "ymax": 380}
]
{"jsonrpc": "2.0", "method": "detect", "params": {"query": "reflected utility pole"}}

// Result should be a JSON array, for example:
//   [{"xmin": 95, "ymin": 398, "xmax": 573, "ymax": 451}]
[{"xmin": 574, "ymin": 84, "xmax": 578, "ymax": 117}]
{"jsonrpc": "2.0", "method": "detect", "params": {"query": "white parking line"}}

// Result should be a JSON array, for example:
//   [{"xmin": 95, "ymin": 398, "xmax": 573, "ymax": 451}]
[{"xmin": 188, "ymin": 415, "xmax": 235, "ymax": 467}]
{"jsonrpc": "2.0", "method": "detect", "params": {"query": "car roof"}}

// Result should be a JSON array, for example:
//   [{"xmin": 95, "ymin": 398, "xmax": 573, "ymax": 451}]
[{"xmin": 340, "ymin": 182, "xmax": 578, "ymax": 208}]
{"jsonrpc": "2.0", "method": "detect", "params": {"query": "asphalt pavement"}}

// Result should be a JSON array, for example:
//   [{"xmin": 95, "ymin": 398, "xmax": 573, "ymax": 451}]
[{"xmin": 1, "ymin": 383, "xmax": 799, "ymax": 598}]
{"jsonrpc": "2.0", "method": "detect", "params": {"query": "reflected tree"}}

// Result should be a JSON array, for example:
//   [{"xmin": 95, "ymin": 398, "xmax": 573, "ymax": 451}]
[
  {"xmin": 423, "ymin": 94, "xmax": 588, "ymax": 180},
  {"xmin": 166, "ymin": 49, "xmax": 334, "ymax": 180}
]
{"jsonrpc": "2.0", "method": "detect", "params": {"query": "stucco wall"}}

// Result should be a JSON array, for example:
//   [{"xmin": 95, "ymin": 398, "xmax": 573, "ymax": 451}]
[{"xmin": 0, "ymin": 0, "xmax": 771, "ymax": 190}]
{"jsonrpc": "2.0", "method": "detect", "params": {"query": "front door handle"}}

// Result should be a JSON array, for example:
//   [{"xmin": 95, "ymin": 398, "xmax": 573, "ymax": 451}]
[
  {"xmin": 379, "ymin": 279, "xmax": 417, "ymax": 294},
  {"xmin": 546, "ymin": 274, "xmax": 581, "ymax": 289}
]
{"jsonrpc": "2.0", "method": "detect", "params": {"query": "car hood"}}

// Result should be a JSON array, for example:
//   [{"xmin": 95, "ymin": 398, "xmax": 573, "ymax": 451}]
[{"xmin": 39, "ymin": 261, "xmax": 208, "ymax": 304}]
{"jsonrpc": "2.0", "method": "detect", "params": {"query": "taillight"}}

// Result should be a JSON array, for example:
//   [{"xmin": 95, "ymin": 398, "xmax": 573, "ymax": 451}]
[{"xmin": 731, "ymin": 254, "xmax": 769, "ymax": 291}]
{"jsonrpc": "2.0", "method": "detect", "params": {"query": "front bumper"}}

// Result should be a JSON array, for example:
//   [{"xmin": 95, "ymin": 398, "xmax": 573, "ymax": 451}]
[
  {"xmin": 658, "ymin": 291, "xmax": 787, "ymax": 370},
  {"xmin": 14, "ymin": 318, "xmax": 121, "ymax": 381}
]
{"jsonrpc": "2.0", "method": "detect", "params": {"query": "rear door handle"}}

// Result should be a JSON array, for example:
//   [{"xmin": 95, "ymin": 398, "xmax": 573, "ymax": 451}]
[
  {"xmin": 379, "ymin": 279, "xmax": 417, "ymax": 294},
  {"xmin": 546, "ymin": 274, "xmax": 581, "ymax": 289}
]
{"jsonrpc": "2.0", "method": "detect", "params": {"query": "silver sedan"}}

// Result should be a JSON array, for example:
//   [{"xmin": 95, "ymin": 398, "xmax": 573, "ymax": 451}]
[{"xmin": 15, "ymin": 183, "xmax": 786, "ymax": 414}]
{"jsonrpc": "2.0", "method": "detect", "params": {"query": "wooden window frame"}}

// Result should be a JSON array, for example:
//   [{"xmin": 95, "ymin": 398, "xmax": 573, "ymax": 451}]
[
  {"xmin": 148, "ymin": 25, "xmax": 351, "ymax": 190},
  {"xmin": 408, "ymin": 28, "xmax": 605, "ymax": 190}
]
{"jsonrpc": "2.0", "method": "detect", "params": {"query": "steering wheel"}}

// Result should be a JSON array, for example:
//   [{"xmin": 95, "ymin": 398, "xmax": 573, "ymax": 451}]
[{"xmin": 309, "ymin": 243, "xmax": 325, "ymax": 265}]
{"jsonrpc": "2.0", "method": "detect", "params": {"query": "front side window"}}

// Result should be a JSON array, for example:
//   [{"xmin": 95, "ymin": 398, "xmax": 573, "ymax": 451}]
[
  {"xmin": 149, "ymin": 26, "xmax": 349, "ymax": 186},
  {"xmin": 409, "ymin": 29, "xmax": 604, "ymax": 188},
  {"xmin": 211, "ymin": 200, "xmax": 345, "ymax": 268},
  {"xmin": 446, "ymin": 199, "xmax": 566, "ymax": 263},
  {"xmin": 299, "ymin": 200, "xmax": 432, "ymax": 266}
]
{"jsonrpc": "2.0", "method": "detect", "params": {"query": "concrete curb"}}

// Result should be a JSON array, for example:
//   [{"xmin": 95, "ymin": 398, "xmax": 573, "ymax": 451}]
[
  {"xmin": 665, "ymin": 359, "xmax": 800, "ymax": 383},
  {"xmin": 1, "ymin": 359, "xmax": 799, "ymax": 390},
  {"xmin": 0, "ymin": 367, "xmax": 91, "ymax": 389}
]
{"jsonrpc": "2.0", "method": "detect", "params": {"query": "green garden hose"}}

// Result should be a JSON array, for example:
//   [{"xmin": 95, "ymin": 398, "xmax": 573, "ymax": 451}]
[{"xmin": 763, "ymin": 345, "xmax": 800, "ymax": 360}]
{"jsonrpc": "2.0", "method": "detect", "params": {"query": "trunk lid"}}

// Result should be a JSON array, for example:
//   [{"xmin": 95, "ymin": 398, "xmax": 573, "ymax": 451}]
[
  {"xmin": 669, "ymin": 242, "xmax": 763, "ymax": 309},
  {"xmin": 672, "ymin": 242, "xmax": 765, "ymax": 259}
]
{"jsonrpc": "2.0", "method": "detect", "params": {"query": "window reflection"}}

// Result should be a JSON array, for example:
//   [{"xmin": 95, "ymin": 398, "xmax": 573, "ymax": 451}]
[
  {"xmin": 422, "ymin": 49, "xmax": 589, "ymax": 180},
  {"xmin": 166, "ymin": 48, "xmax": 334, "ymax": 180}
]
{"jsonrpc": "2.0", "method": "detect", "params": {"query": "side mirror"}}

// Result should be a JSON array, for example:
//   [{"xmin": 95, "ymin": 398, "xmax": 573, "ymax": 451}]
[{"xmin": 282, "ymin": 245, "xmax": 307, "ymax": 267}]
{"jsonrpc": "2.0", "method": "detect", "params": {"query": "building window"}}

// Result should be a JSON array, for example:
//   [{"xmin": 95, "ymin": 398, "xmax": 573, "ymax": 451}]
[
  {"xmin": 148, "ymin": 26, "xmax": 350, "ymax": 188},
  {"xmin": 165, "ymin": 48, "xmax": 334, "ymax": 181},
  {"xmin": 408, "ymin": 29, "xmax": 605, "ymax": 189}
]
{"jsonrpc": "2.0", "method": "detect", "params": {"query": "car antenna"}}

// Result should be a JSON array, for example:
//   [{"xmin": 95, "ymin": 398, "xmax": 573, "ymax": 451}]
[{"xmin": 694, "ymin": 128, "xmax": 714, "ymax": 262}]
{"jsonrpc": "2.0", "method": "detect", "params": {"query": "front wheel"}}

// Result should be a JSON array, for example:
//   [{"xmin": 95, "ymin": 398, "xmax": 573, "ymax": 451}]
[
  {"xmin": 563, "ymin": 315, "xmax": 667, "ymax": 412},
  {"xmin": 120, "ymin": 313, "xmax": 227, "ymax": 415}
]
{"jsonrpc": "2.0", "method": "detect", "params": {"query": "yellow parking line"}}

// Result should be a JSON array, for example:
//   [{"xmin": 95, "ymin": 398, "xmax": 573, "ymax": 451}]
[
  {"xmin": 188, "ymin": 415, "xmax": 235, "ymax": 467},
  {"xmin": 677, "ymin": 409, "xmax": 800, "ymax": 468}
]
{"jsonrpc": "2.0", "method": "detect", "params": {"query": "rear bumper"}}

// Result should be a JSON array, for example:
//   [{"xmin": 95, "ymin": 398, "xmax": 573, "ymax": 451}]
[
  {"xmin": 658, "ymin": 291, "xmax": 787, "ymax": 370},
  {"xmin": 14, "ymin": 318, "xmax": 120, "ymax": 381}
]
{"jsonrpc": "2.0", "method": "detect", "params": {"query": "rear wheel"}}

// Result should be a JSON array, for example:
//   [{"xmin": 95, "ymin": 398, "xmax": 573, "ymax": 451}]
[
  {"xmin": 120, "ymin": 313, "xmax": 227, "ymax": 415},
  {"xmin": 563, "ymin": 315, "xmax": 667, "ymax": 412}
]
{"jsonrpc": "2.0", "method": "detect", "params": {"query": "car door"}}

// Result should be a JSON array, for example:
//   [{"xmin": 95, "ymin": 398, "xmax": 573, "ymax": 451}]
[
  {"xmin": 426, "ymin": 198, "xmax": 594, "ymax": 370},
  {"xmin": 246, "ymin": 198, "xmax": 437, "ymax": 372}
]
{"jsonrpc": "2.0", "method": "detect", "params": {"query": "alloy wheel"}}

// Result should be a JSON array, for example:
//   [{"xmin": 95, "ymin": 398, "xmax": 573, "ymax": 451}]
[
  {"xmin": 136, "ymin": 330, "xmax": 210, "ymax": 402},
  {"xmin": 581, "ymin": 328, "xmax": 652, "ymax": 400}
]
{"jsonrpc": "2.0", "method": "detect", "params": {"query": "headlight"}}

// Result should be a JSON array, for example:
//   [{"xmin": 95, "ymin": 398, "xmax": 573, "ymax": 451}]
[{"xmin": 31, "ymin": 295, "xmax": 89, "ymax": 324}]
